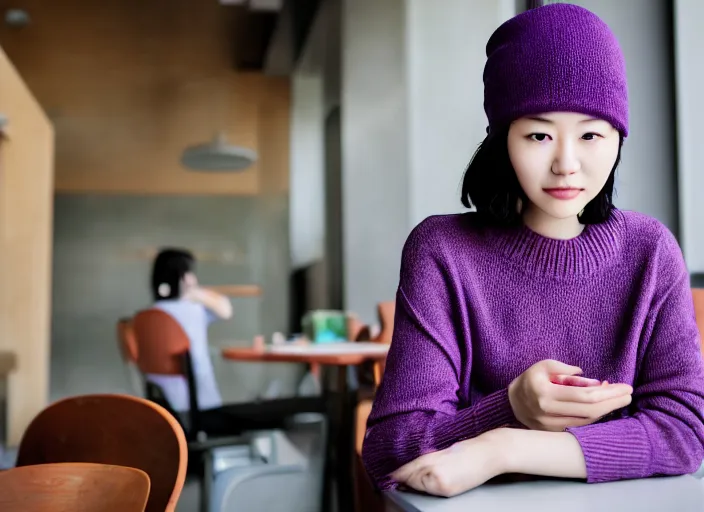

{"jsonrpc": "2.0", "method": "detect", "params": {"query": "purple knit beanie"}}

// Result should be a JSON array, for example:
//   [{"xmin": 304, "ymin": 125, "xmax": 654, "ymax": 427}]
[{"xmin": 483, "ymin": 3, "xmax": 629, "ymax": 137}]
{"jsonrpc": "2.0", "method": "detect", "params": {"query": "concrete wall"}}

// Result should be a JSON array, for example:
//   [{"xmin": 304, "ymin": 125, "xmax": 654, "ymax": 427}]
[
  {"xmin": 674, "ymin": 0, "xmax": 704, "ymax": 272},
  {"xmin": 51, "ymin": 195, "xmax": 300, "ymax": 404},
  {"xmin": 288, "ymin": 0, "xmax": 342, "ymax": 312},
  {"xmin": 290, "ymin": 74, "xmax": 325, "ymax": 271},
  {"xmin": 569, "ymin": 0, "xmax": 678, "ymax": 234},
  {"xmin": 406, "ymin": 0, "xmax": 515, "ymax": 227},
  {"xmin": 339, "ymin": 0, "xmax": 515, "ymax": 323},
  {"xmin": 341, "ymin": 0, "xmax": 409, "ymax": 323}
]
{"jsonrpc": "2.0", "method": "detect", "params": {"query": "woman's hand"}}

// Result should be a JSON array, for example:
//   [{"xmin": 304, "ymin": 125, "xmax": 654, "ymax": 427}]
[
  {"xmin": 508, "ymin": 360, "xmax": 633, "ymax": 431},
  {"xmin": 390, "ymin": 430, "xmax": 507, "ymax": 497},
  {"xmin": 391, "ymin": 427, "xmax": 590, "ymax": 497},
  {"xmin": 183, "ymin": 286, "xmax": 233, "ymax": 319}
]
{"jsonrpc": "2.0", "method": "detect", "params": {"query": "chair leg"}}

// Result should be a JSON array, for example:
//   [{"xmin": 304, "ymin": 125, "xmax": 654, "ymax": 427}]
[{"xmin": 200, "ymin": 450, "xmax": 213, "ymax": 512}]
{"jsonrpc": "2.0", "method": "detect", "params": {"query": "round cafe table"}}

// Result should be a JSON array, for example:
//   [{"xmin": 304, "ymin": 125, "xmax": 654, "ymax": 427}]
[{"xmin": 221, "ymin": 342, "xmax": 389, "ymax": 512}]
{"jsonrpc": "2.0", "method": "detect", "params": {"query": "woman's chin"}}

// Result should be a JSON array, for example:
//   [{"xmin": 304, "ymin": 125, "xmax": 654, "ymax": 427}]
[{"xmin": 531, "ymin": 204, "xmax": 584, "ymax": 222}]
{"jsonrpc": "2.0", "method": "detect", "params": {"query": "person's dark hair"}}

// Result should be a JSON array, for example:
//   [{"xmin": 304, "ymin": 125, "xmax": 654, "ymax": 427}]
[
  {"xmin": 151, "ymin": 248, "xmax": 195, "ymax": 301},
  {"xmin": 460, "ymin": 126, "xmax": 623, "ymax": 226}
]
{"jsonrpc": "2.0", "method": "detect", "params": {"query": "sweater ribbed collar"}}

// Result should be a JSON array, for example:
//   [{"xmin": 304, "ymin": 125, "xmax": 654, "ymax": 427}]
[{"xmin": 489, "ymin": 209, "xmax": 625, "ymax": 278}]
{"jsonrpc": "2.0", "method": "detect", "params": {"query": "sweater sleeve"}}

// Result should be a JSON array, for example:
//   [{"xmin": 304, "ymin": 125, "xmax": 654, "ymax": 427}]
[
  {"xmin": 361, "ymin": 219, "xmax": 517, "ymax": 490},
  {"xmin": 567, "ymin": 229, "xmax": 704, "ymax": 483}
]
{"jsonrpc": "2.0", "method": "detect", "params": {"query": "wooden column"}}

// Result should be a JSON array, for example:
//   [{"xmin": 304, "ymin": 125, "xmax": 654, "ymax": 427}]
[{"xmin": 0, "ymin": 46, "xmax": 54, "ymax": 445}]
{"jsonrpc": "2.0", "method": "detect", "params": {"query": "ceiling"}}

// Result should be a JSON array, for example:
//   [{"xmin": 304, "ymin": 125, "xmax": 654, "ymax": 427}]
[{"xmin": 0, "ymin": 0, "xmax": 320, "ymax": 73}]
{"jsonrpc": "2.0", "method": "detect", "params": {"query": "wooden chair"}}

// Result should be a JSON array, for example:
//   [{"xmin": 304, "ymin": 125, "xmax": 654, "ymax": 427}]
[
  {"xmin": 353, "ymin": 400, "xmax": 383, "ymax": 512},
  {"xmin": 132, "ymin": 308, "xmax": 325, "ymax": 512},
  {"xmin": 0, "ymin": 462, "xmax": 150, "ymax": 512},
  {"xmin": 369, "ymin": 301, "xmax": 394, "ymax": 386},
  {"xmin": 353, "ymin": 301, "xmax": 395, "ymax": 387},
  {"xmin": 351, "ymin": 301, "xmax": 395, "ymax": 512},
  {"xmin": 132, "ymin": 310, "xmax": 190, "ymax": 388},
  {"xmin": 132, "ymin": 309, "xmax": 324, "ymax": 438},
  {"xmin": 371, "ymin": 301, "xmax": 395, "ymax": 345},
  {"xmin": 15, "ymin": 394, "xmax": 187, "ymax": 512}
]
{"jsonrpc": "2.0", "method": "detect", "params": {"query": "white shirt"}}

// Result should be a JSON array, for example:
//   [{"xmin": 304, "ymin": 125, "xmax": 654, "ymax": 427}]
[{"xmin": 145, "ymin": 300, "xmax": 223, "ymax": 412}]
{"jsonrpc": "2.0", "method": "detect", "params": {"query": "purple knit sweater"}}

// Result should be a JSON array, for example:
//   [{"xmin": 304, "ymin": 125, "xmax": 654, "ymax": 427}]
[{"xmin": 362, "ymin": 209, "xmax": 704, "ymax": 490}]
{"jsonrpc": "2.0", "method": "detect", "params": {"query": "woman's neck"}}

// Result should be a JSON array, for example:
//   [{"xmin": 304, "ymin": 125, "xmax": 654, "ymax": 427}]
[{"xmin": 522, "ymin": 206, "xmax": 584, "ymax": 240}]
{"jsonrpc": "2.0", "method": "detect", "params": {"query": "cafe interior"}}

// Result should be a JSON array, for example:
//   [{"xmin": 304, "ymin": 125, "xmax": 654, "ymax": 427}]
[{"xmin": 2, "ymin": 0, "xmax": 704, "ymax": 511}]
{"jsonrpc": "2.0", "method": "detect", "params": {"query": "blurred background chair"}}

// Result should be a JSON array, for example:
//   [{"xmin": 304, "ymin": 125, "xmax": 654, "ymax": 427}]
[
  {"xmin": 349, "ymin": 300, "xmax": 395, "ymax": 512},
  {"xmin": 15, "ymin": 394, "xmax": 187, "ymax": 512},
  {"xmin": 132, "ymin": 308, "xmax": 327, "ymax": 512},
  {"xmin": 132, "ymin": 308, "xmax": 325, "ymax": 440},
  {"xmin": 0, "ymin": 462, "xmax": 151, "ymax": 512}
]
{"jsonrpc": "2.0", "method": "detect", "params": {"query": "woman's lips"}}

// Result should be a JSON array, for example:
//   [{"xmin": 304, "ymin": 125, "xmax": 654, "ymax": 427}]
[{"xmin": 543, "ymin": 188, "xmax": 582, "ymax": 200}]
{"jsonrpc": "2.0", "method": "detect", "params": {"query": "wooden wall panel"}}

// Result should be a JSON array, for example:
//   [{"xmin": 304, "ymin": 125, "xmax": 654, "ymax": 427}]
[
  {"xmin": 0, "ymin": 0, "xmax": 289, "ymax": 195},
  {"xmin": 0, "ymin": 47, "xmax": 54, "ymax": 445}
]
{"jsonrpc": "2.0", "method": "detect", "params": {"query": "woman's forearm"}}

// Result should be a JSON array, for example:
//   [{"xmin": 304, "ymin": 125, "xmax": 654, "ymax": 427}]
[
  {"xmin": 498, "ymin": 428, "xmax": 587, "ymax": 479},
  {"xmin": 193, "ymin": 287, "xmax": 233, "ymax": 319}
]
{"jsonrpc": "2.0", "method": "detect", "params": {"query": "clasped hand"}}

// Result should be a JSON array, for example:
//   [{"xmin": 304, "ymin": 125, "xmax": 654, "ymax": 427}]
[{"xmin": 508, "ymin": 359, "xmax": 632, "ymax": 431}]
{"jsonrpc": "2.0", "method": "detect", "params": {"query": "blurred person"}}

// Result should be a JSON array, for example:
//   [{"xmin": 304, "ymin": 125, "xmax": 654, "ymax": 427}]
[
  {"xmin": 148, "ymin": 248, "xmax": 230, "ymax": 411},
  {"xmin": 144, "ymin": 248, "xmax": 323, "ymax": 436}
]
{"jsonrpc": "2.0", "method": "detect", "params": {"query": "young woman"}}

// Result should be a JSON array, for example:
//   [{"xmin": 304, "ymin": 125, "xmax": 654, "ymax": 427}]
[
  {"xmin": 146, "ymin": 248, "xmax": 325, "ymax": 435},
  {"xmin": 361, "ymin": 3, "xmax": 704, "ymax": 497},
  {"xmin": 148, "ymin": 248, "xmax": 232, "ymax": 412}
]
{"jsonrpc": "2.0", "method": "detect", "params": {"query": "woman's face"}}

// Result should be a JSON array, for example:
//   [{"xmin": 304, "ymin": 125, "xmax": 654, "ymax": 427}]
[{"xmin": 507, "ymin": 112, "xmax": 620, "ymax": 222}]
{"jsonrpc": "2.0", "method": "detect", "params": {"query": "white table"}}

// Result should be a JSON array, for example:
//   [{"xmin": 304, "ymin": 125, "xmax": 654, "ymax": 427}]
[
  {"xmin": 266, "ymin": 342, "xmax": 390, "ymax": 356},
  {"xmin": 385, "ymin": 476, "xmax": 704, "ymax": 512}
]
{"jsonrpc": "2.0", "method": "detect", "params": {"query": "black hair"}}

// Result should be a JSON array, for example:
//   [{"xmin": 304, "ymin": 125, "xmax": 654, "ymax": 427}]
[
  {"xmin": 151, "ymin": 248, "xmax": 195, "ymax": 301},
  {"xmin": 460, "ymin": 127, "xmax": 623, "ymax": 227}
]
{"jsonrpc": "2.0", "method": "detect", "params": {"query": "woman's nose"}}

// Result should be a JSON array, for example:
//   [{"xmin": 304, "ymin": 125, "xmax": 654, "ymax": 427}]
[{"xmin": 551, "ymin": 142, "xmax": 581, "ymax": 175}]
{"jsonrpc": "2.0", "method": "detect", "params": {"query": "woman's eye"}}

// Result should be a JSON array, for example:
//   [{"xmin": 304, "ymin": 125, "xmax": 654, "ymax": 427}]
[
  {"xmin": 529, "ymin": 133, "xmax": 550, "ymax": 142},
  {"xmin": 582, "ymin": 132, "xmax": 602, "ymax": 141}
]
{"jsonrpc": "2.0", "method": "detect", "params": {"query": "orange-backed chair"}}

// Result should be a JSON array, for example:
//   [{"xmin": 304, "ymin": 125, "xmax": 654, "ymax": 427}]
[
  {"xmin": 352, "ymin": 301, "xmax": 396, "ymax": 390},
  {"xmin": 370, "ymin": 301, "xmax": 395, "ymax": 386},
  {"xmin": 132, "ymin": 309, "xmax": 325, "ymax": 439},
  {"xmin": 351, "ymin": 301, "xmax": 395, "ymax": 512},
  {"xmin": 371, "ymin": 301, "xmax": 395, "ymax": 345},
  {"xmin": 0, "ymin": 462, "xmax": 150, "ymax": 512},
  {"xmin": 15, "ymin": 394, "xmax": 187, "ymax": 512},
  {"xmin": 132, "ymin": 308, "xmax": 326, "ymax": 512},
  {"xmin": 353, "ymin": 400, "xmax": 383, "ymax": 512},
  {"xmin": 117, "ymin": 317, "xmax": 143, "ymax": 396}
]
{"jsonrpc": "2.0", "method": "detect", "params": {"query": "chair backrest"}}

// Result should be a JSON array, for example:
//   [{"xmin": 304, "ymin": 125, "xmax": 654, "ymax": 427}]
[
  {"xmin": 693, "ymin": 288, "xmax": 704, "ymax": 354},
  {"xmin": 16, "ymin": 394, "xmax": 188, "ymax": 512},
  {"xmin": 132, "ymin": 309, "xmax": 190, "ymax": 376},
  {"xmin": 0, "ymin": 462, "xmax": 150, "ymax": 512},
  {"xmin": 132, "ymin": 308, "xmax": 201, "ymax": 436},
  {"xmin": 372, "ymin": 301, "xmax": 395, "ymax": 344},
  {"xmin": 368, "ymin": 301, "xmax": 395, "ymax": 385},
  {"xmin": 347, "ymin": 314, "xmax": 365, "ymax": 341}
]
